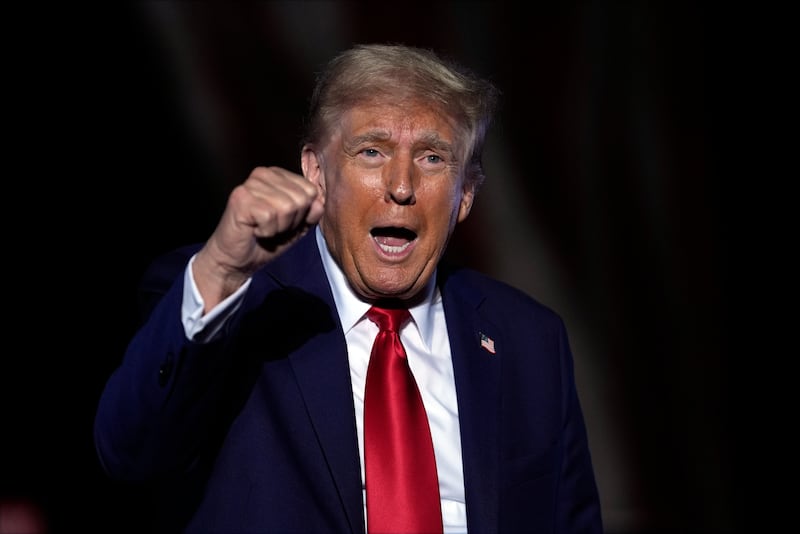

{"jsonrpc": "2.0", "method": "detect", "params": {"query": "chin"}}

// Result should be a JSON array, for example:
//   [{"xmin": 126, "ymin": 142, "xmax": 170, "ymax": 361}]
[{"xmin": 367, "ymin": 281, "xmax": 427, "ymax": 304}]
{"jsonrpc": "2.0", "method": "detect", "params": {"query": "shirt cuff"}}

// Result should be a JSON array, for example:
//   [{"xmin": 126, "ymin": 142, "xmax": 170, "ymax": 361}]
[{"xmin": 181, "ymin": 254, "xmax": 251, "ymax": 342}]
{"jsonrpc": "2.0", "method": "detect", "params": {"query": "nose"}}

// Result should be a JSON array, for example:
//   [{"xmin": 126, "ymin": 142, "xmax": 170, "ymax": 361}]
[{"xmin": 384, "ymin": 155, "xmax": 416, "ymax": 205}]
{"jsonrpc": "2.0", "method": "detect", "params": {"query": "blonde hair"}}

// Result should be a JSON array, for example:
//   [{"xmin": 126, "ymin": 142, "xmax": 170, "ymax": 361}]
[{"xmin": 302, "ymin": 43, "xmax": 499, "ymax": 191}]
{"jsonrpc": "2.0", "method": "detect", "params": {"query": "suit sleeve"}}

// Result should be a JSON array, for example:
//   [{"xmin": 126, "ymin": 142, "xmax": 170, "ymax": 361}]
[{"xmin": 93, "ymin": 245, "xmax": 240, "ymax": 482}]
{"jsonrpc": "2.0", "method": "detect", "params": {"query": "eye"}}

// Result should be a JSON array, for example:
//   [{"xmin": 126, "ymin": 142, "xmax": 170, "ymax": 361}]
[
  {"xmin": 419, "ymin": 152, "xmax": 448, "ymax": 172},
  {"xmin": 356, "ymin": 147, "xmax": 385, "ymax": 168}
]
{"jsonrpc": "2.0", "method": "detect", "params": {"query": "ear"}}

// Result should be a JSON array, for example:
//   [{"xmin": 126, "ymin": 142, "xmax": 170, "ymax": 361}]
[
  {"xmin": 456, "ymin": 184, "xmax": 475, "ymax": 223},
  {"xmin": 301, "ymin": 145, "xmax": 326, "ymax": 196}
]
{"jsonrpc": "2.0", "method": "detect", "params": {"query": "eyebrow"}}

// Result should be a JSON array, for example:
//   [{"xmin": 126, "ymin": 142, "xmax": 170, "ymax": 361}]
[
  {"xmin": 344, "ymin": 130, "xmax": 392, "ymax": 151},
  {"xmin": 415, "ymin": 131, "xmax": 456, "ymax": 159},
  {"xmin": 344, "ymin": 129, "xmax": 456, "ymax": 158}
]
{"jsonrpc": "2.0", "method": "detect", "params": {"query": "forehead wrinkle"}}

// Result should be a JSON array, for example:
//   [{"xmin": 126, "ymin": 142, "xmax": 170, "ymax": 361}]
[{"xmin": 338, "ymin": 110, "xmax": 460, "ymax": 164}]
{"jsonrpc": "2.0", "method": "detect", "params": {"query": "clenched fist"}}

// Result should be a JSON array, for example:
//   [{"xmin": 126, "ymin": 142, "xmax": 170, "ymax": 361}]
[{"xmin": 192, "ymin": 166, "xmax": 325, "ymax": 310}]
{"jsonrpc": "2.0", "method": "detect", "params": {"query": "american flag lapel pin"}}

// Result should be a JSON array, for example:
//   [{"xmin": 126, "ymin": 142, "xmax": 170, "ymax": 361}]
[{"xmin": 479, "ymin": 332, "xmax": 496, "ymax": 354}]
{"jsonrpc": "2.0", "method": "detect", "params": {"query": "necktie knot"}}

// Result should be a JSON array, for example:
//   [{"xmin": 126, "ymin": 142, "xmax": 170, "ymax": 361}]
[{"xmin": 366, "ymin": 306, "xmax": 410, "ymax": 333}]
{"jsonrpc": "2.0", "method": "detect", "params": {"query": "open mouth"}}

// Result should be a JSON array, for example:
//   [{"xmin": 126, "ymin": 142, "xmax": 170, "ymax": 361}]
[{"xmin": 371, "ymin": 227, "xmax": 417, "ymax": 254}]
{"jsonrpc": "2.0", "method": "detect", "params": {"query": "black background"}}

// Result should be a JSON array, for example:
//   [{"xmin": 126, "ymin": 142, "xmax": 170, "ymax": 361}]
[{"xmin": 3, "ymin": 3, "xmax": 737, "ymax": 533}]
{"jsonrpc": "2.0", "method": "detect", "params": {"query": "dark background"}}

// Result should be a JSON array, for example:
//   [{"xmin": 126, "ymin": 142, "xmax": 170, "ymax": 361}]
[{"xmin": 3, "ymin": 2, "xmax": 735, "ymax": 533}]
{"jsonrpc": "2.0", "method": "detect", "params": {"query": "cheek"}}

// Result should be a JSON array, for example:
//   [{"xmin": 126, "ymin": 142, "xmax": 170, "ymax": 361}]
[
  {"xmin": 323, "ymin": 174, "xmax": 380, "ymax": 228},
  {"xmin": 331, "ymin": 164, "xmax": 379, "ymax": 195},
  {"xmin": 426, "ymin": 185, "xmax": 464, "ymax": 219}
]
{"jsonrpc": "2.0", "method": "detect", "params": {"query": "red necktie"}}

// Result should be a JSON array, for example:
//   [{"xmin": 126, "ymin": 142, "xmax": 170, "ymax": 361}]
[{"xmin": 364, "ymin": 306, "xmax": 443, "ymax": 534}]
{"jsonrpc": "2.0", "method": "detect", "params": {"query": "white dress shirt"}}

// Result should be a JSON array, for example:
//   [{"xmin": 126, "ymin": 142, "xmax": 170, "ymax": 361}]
[{"xmin": 181, "ymin": 227, "xmax": 467, "ymax": 532}]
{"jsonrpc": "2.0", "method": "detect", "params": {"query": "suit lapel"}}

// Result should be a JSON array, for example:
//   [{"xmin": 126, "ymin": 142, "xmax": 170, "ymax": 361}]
[
  {"xmin": 441, "ymin": 270, "xmax": 501, "ymax": 534},
  {"xmin": 261, "ymin": 237, "xmax": 503, "ymax": 533},
  {"xmin": 261, "ymin": 232, "xmax": 365, "ymax": 533}
]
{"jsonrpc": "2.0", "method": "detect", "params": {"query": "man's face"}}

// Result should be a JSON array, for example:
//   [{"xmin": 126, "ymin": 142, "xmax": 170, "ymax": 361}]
[{"xmin": 303, "ymin": 100, "xmax": 474, "ymax": 301}]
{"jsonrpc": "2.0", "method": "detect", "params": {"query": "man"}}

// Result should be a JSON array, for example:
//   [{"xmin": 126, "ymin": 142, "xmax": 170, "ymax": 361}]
[{"xmin": 94, "ymin": 43, "xmax": 603, "ymax": 533}]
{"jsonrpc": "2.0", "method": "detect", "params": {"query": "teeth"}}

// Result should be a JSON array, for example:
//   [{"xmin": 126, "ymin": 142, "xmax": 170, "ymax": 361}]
[{"xmin": 377, "ymin": 241, "xmax": 412, "ymax": 254}]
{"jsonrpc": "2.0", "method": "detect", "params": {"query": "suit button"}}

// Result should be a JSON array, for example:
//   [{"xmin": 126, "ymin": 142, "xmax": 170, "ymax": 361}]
[{"xmin": 158, "ymin": 359, "xmax": 173, "ymax": 386}]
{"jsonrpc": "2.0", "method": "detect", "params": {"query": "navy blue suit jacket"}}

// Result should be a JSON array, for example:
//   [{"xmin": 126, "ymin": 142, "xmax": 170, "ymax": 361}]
[{"xmin": 95, "ymin": 230, "xmax": 602, "ymax": 533}]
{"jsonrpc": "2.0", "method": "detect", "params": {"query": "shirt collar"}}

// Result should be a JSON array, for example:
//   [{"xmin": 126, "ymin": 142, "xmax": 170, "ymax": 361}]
[{"xmin": 315, "ymin": 226, "xmax": 438, "ymax": 349}]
